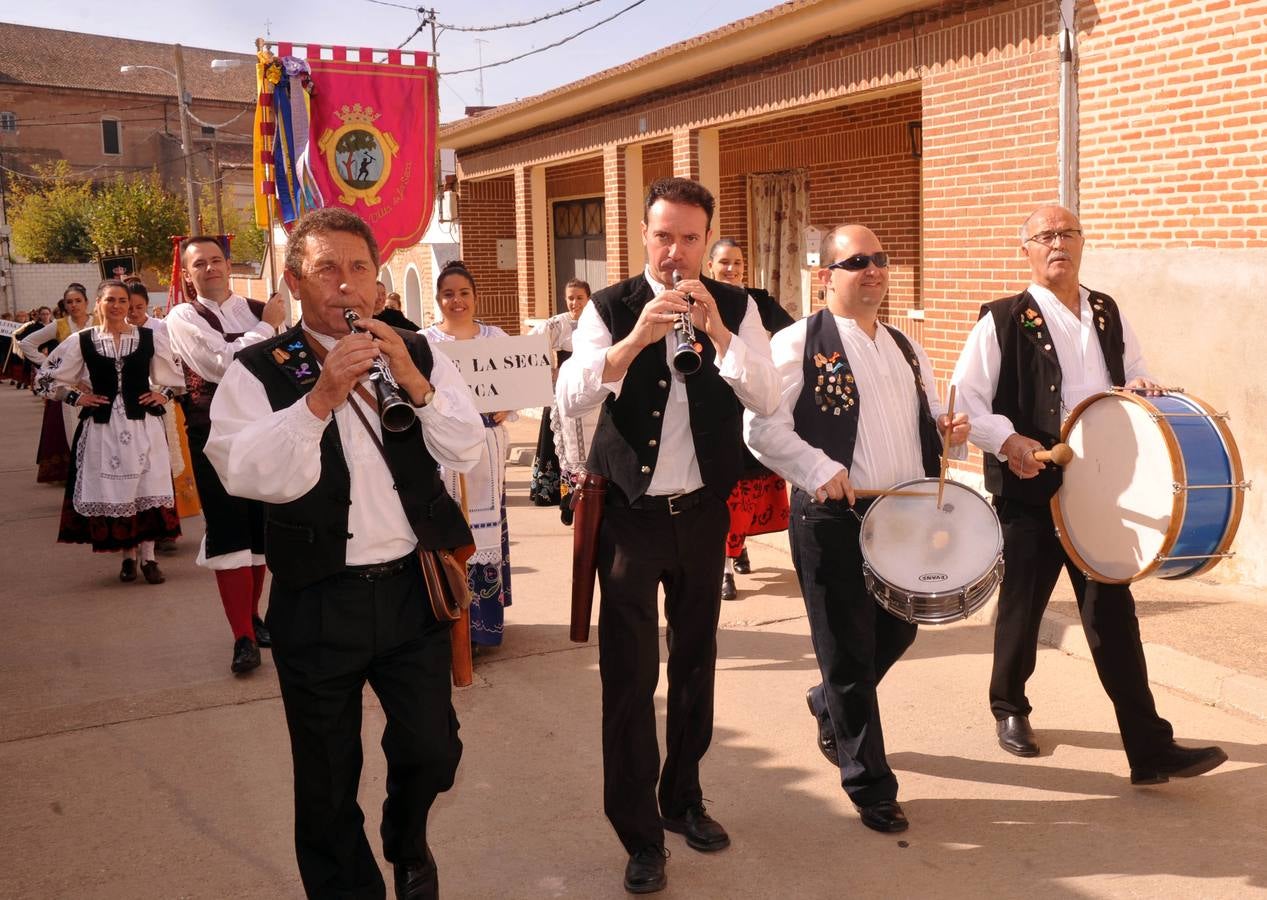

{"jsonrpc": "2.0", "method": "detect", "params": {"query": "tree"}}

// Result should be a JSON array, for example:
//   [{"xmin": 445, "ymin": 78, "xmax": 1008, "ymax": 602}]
[
  {"xmin": 199, "ymin": 185, "xmax": 269, "ymax": 268},
  {"xmin": 8, "ymin": 161, "xmax": 95, "ymax": 263},
  {"xmin": 85, "ymin": 172, "xmax": 188, "ymax": 276}
]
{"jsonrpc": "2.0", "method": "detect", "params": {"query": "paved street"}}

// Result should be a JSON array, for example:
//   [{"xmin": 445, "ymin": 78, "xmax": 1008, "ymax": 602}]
[{"xmin": 2, "ymin": 389, "xmax": 1265, "ymax": 900}]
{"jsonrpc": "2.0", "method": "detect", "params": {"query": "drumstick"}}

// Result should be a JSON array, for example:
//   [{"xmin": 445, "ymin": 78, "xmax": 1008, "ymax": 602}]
[
  {"xmin": 936, "ymin": 385, "xmax": 956, "ymax": 510},
  {"xmin": 855, "ymin": 488, "xmax": 937, "ymax": 499},
  {"xmin": 1034, "ymin": 443, "xmax": 1074, "ymax": 466}
]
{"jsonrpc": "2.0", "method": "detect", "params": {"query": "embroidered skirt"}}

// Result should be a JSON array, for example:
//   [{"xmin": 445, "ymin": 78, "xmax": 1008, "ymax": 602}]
[
  {"xmin": 528, "ymin": 408, "xmax": 562, "ymax": 506},
  {"xmin": 725, "ymin": 473, "xmax": 790, "ymax": 558},
  {"xmin": 468, "ymin": 494, "xmax": 513, "ymax": 647}
]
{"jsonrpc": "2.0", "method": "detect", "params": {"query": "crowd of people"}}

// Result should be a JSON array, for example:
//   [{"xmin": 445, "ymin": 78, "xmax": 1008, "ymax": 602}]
[{"xmin": 4, "ymin": 180, "xmax": 1232, "ymax": 900}]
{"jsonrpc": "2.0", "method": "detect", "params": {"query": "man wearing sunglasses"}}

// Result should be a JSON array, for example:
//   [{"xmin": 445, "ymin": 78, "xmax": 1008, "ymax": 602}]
[
  {"xmin": 951, "ymin": 204, "xmax": 1226, "ymax": 784},
  {"xmin": 746, "ymin": 224, "xmax": 969, "ymax": 834}
]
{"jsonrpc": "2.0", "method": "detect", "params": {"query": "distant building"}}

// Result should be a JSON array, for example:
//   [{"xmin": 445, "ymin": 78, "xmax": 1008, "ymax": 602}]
[{"xmin": 0, "ymin": 22, "xmax": 257, "ymax": 309}]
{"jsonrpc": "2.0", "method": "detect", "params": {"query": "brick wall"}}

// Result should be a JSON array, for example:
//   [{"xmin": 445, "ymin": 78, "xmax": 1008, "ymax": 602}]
[
  {"xmin": 1078, "ymin": 0, "xmax": 1267, "ymax": 249},
  {"xmin": 544, "ymin": 156, "xmax": 604, "ymax": 200},
  {"xmin": 641, "ymin": 140, "xmax": 673, "ymax": 186},
  {"xmin": 458, "ymin": 176, "xmax": 519, "ymax": 333},
  {"xmin": 718, "ymin": 91, "xmax": 923, "ymax": 317}
]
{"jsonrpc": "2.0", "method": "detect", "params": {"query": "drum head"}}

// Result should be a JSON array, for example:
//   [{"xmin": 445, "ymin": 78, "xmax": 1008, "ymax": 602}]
[
  {"xmin": 1055, "ymin": 393, "xmax": 1177, "ymax": 581},
  {"xmin": 860, "ymin": 479, "xmax": 1001, "ymax": 593}
]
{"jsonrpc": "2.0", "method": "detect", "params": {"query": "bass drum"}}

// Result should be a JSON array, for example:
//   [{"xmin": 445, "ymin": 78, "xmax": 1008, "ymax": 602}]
[
  {"xmin": 860, "ymin": 478, "xmax": 1003, "ymax": 625},
  {"xmin": 1052, "ymin": 389, "xmax": 1246, "ymax": 583}
]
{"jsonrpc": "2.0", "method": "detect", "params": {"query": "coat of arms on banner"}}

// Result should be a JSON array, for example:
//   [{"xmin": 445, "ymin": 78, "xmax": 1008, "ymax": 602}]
[{"xmin": 317, "ymin": 103, "xmax": 400, "ymax": 206}]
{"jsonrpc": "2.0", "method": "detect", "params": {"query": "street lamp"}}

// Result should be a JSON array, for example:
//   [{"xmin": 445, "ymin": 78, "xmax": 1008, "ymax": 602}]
[{"xmin": 120, "ymin": 47, "xmax": 200, "ymax": 234}]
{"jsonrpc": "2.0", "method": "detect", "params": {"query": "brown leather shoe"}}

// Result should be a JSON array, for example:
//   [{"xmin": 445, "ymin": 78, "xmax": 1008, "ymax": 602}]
[
  {"xmin": 140, "ymin": 561, "xmax": 165, "ymax": 584},
  {"xmin": 997, "ymin": 715, "xmax": 1039, "ymax": 757}
]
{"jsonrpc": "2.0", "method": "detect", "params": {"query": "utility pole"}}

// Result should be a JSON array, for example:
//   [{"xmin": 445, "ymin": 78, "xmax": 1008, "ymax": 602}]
[
  {"xmin": 172, "ymin": 44, "xmax": 201, "ymax": 235},
  {"xmin": 475, "ymin": 39, "xmax": 488, "ymax": 106},
  {"xmin": 210, "ymin": 134, "xmax": 224, "ymax": 235}
]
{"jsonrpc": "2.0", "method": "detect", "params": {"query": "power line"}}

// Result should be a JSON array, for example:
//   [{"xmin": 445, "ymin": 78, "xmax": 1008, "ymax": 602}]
[
  {"xmin": 439, "ymin": 0, "xmax": 651, "ymax": 75},
  {"xmin": 440, "ymin": 0, "xmax": 607, "ymax": 32}
]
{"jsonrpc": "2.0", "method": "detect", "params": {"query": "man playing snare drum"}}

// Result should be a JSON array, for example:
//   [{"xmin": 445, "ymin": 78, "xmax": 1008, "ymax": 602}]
[
  {"xmin": 746, "ymin": 225, "xmax": 968, "ymax": 833},
  {"xmin": 951, "ymin": 204, "xmax": 1226, "ymax": 783}
]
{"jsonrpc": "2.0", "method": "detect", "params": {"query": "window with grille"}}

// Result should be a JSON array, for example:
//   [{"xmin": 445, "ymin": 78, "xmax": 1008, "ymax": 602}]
[
  {"xmin": 101, "ymin": 119, "xmax": 121, "ymax": 155},
  {"xmin": 0, "ymin": 112, "xmax": 15, "ymax": 133}
]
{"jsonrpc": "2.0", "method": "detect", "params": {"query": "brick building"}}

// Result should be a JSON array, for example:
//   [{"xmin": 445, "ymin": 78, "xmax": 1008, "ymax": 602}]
[
  {"xmin": 441, "ymin": 0, "xmax": 1267, "ymax": 585},
  {"xmin": 0, "ymin": 23, "xmax": 257, "ymax": 310}
]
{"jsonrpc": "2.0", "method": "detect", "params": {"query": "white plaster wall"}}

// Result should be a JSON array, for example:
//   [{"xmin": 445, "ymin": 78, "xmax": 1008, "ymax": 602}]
[
  {"xmin": 10, "ymin": 263, "xmax": 101, "ymax": 310},
  {"xmin": 1080, "ymin": 248, "xmax": 1267, "ymax": 588}
]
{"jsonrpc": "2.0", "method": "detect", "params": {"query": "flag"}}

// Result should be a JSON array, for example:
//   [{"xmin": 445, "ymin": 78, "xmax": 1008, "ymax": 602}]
[{"xmin": 305, "ymin": 49, "xmax": 439, "ymax": 259}]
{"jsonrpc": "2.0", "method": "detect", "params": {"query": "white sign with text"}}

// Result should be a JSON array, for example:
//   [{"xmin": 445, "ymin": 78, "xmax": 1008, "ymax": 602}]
[{"xmin": 430, "ymin": 333, "xmax": 555, "ymax": 414}]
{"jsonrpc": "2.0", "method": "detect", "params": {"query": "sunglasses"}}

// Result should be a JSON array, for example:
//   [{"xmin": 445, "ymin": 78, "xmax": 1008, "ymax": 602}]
[{"xmin": 827, "ymin": 252, "xmax": 889, "ymax": 271}]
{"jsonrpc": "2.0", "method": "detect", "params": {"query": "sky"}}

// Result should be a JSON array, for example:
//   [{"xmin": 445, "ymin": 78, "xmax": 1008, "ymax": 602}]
[{"xmin": 0, "ymin": 0, "xmax": 782, "ymax": 123}]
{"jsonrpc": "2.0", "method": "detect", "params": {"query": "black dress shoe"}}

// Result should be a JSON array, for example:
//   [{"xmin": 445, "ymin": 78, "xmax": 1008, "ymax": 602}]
[
  {"xmin": 623, "ymin": 845, "xmax": 668, "ymax": 894},
  {"xmin": 996, "ymin": 715, "xmax": 1040, "ymax": 757},
  {"xmin": 733, "ymin": 547, "xmax": 751, "ymax": 574},
  {"xmin": 856, "ymin": 800, "xmax": 909, "ymax": 833},
  {"xmin": 661, "ymin": 803, "xmax": 730, "ymax": 852},
  {"xmin": 252, "ymin": 616, "xmax": 272, "ymax": 648},
  {"xmin": 807, "ymin": 688, "xmax": 840, "ymax": 767},
  {"xmin": 1130, "ymin": 742, "xmax": 1228, "ymax": 785},
  {"xmin": 230, "ymin": 637, "xmax": 261, "ymax": 675},
  {"xmin": 119, "ymin": 558, "xmax": 137, "ymax": 583},
  {"xmin": 393, "ymin": 849, "xmax": 438, "ymax": 900},
  {"xmin": 721, "ymin": 572, "xmax": 738, "ymax": 602}
]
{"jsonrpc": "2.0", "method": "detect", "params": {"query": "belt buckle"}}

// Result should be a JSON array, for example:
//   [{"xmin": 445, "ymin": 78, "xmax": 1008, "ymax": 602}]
[{"xmin": 667, "ymin": 492, "xmax": 686, "ymax": 516}]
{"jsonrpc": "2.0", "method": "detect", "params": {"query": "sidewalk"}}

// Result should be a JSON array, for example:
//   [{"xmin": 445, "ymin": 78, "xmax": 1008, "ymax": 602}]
[{"xmin": 508, "ymin": 412, "xmax": 1267, "ymax": 722}]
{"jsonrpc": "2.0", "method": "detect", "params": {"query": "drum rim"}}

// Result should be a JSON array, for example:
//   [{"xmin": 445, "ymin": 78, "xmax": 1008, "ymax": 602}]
[
  {"xmin": 1169, "ymin": 391, "xmax": 1246, "ymax": 579},
  {"xmin": 859, "ymin": 476, "xmax": 1004, "ymax": 595},
  {"xmin": 1051, "ymin": 389, "xmax": 1186, "ymax": 583}
]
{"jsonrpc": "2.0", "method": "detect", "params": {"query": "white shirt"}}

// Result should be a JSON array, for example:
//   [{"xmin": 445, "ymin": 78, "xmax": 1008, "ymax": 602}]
[
  {"xmin": 205, "ymin": 326, "xmax": 485, "ymax": 566},
  {"xmin": 951, "ymin": 283, "xmax": 1149, "ymax": 457},
  {"xmin": 166, "ymin": 294, "xmax": 274, "ymax": 383},
  {"xmin": 556, "ymin": 269, "xmax": 780, "ymax": 495},
  {"xmin": 35, "ymin": 324, "xmax": 184, "ymax": 401},
  {"xmin": 746, "ymin": 314, "xmax": 957, "ymax": 493},
  {"xmin": 18, "ymin": 318, "xmax": 91, "ymax": 367}
]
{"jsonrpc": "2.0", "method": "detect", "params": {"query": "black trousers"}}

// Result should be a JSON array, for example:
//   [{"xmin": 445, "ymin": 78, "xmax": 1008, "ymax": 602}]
[
  {"xmin": 596, "ymin": 492, "xmax": 729, "ymax": 854},
  {"xmin": 184, "ymin": 420, "xmax": 266, "ymax": 559},
  {"xmin": 267, "ymin": 556, "xmax": 462, "ymax": 900},
  {"xmin": 789, "ymin": 489, "xmax": 918, "ymax": 807},
  {"xmin": 990, "ymin": 497, "xmax": 1174, "ymax": 765}
]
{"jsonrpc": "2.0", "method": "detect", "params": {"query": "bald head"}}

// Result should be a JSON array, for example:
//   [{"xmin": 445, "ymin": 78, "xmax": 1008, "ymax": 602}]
[{"xmin": 820, "ymin": 224, "xmax": 882, "ymax": 267}]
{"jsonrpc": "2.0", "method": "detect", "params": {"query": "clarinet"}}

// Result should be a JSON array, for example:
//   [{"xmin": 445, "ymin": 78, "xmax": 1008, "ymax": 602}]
[
  {"xmin": 342, "ymin": 309, "xmax": 417, "ymax": 433},
  {"xmin": 670, "ymin": 270, "xmax": 703, "ymax": 375}
]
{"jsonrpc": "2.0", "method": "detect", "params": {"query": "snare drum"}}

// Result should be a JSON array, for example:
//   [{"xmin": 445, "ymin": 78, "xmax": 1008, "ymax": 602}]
[
  {"xmin": 1052, "ymin": 390, "xmax": 1247, "ymax": 583},
  {"xmin": 860, "ymin": 478, "xmax": 1003, "ymax": 625}
]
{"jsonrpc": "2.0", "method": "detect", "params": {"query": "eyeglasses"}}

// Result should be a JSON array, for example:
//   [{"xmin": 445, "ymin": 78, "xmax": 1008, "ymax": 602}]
[
  {"xmin": 827, "ymin": 252, "xmax": 889, "ymax": 271},
  {"xmin": 1024, "ymin": 229, "xmax": 1083, "ymax": 246}
]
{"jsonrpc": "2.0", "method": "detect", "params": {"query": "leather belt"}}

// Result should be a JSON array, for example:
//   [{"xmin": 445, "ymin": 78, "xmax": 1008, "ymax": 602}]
[
  {"xmin": 343, "ymin": 553, "xmax": 414, "ymax": 581},
  {"xmin": 622, "ymin": 486, "xmax": 712, "ymax": 516}
]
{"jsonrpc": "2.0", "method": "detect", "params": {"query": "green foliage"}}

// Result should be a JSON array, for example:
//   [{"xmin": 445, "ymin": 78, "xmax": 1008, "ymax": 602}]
[
  {"xmin": 8, "ymin": 161, "xmax": 95, "ymax": 263},
  {"xmin": 199, "ymin": 185, "xmax": 269, "ymax": 267},
  {"xmin": 85, "ymin": 172, "xmax": 189, "ymax": 275}
]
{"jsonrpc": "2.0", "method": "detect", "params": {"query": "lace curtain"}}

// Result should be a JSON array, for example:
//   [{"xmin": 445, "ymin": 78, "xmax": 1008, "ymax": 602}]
[{"xmin": 748, "ymin": 170, "xmax": 809, "ymax": 319}]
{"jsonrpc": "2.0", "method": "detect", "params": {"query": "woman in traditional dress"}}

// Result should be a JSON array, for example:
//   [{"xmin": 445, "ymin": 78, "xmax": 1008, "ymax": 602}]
[
  {"xmin": 21, "ymin": 285, "xmax": 93, "ymax": 483},
  {"xmin": 35, "ymin": 280, "xmax": 182, "ymax": 583},
  {"xmin": 706, "ymin": 239, "xmax": 796, "ymax": 601},
  {"xmin": 422, "ymin": 260, "xmax": 517, "ymax": 648},
  {"xmin": 527, "ymin": 278, "xmax": 600, "ymax": 521}
]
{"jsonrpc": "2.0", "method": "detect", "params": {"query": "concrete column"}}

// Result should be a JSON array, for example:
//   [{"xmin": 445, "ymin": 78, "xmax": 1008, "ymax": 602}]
[
  {"xmin": 514, "ymin": 165, "xmax": 551, "ymax": 325},
  {"xmin": 696, "ymin": 127, "xmax": 721, "ymax": 231},
  {"xmin": 624, "ymin": 144, "xmax": 645, "ymax": 278}
]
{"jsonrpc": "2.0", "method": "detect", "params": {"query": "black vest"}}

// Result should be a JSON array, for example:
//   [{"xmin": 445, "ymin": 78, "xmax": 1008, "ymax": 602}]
[
  {"xmin": 234, "ymin": 325, "xmax": 474, "ymax": 590},
  {"xmin": 79, "ymin": 327, "xmax": 161, "ymax": 424},
  {"xmin": 791, "ymin": 309, "xmax": 942, "ymax": 477},
  {"xmin": 981, "ymin": 289, "xmax": 1126, "ymax": 504},
  {"xmin": 586, "ymin": 274, "xmax": 750, "ymax": 502},
  {"xmin": 178, "ymin": 297, "xmax": 267, "ymax": 433}
]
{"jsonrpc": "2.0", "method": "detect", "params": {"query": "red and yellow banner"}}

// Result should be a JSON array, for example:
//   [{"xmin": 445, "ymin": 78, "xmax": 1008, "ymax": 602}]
[{"xmin": 305, "ymin": 50, "xmax": 438, "ymax": 259}]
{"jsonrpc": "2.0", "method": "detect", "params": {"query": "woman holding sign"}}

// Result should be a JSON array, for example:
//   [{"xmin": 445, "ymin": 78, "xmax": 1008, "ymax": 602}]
[{"xmin": 423, "ymin": 260, "xmax": 518, "ymax": 649}]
